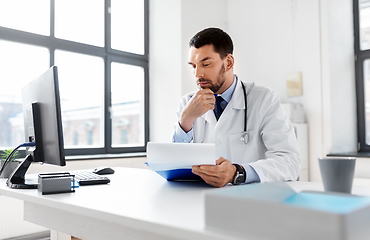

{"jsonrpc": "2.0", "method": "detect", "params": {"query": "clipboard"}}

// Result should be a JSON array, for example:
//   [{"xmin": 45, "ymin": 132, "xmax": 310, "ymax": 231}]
[{"xmin": 146, "ymin": 142, "xmax": 216, "ymax": 181}]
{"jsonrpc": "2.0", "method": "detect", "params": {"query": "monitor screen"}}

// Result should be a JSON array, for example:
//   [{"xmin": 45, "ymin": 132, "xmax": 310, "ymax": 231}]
[{"xmin": 21, "ymin": 66, "xmax": 65, "ymax": 166}]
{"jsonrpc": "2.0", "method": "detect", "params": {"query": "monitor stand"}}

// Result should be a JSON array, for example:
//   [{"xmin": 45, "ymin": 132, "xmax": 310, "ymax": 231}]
[{"xmin": 6, "ymin": 154, "xmax": 38, "ymax": 189}]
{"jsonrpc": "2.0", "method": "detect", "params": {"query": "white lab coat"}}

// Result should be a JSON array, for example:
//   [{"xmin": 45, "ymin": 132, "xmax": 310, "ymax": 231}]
[{"xmin": 174, "ymin": 79, "xmax": 301, "ymax": 183}]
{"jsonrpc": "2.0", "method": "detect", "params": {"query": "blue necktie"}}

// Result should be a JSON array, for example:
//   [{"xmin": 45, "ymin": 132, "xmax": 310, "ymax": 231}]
[{"xmin": 214, "ymin": 96, "xmax": 225, "ymax": 121}]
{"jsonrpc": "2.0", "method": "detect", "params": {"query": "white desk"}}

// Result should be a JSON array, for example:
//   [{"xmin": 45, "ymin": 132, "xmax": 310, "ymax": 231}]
[{"xmin": 0, "ymin": 167, "xmax": 370, "ymax": 240}]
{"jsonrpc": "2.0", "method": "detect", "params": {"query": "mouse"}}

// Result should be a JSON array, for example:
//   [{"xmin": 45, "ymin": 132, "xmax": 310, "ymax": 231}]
[{"xmin": 93, "ymin": 167, "xmax": 115, "ymax": 175}]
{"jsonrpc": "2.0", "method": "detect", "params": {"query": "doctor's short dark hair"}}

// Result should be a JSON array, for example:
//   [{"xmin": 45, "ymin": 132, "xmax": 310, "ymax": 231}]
[{"xmin": 189, "ymin": 27, "xmax": 234, "ymax": 59}]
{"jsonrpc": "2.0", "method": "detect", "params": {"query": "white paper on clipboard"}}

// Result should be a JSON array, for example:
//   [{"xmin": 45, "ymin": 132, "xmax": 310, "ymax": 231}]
[{"xmin": 147, "ymin": 142, "xmax": 216, "ymax": 171}]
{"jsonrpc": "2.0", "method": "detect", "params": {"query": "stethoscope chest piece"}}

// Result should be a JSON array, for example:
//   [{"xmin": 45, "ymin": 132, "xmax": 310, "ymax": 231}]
[{"xmin": 240, "ymin": 132, "xmax": 249, "ymax": 144}]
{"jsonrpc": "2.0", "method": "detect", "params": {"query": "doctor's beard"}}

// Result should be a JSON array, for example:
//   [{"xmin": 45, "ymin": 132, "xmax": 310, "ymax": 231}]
[{"xmin": 197, "ymin": 63, "xmax": 226, "ymax": 94}]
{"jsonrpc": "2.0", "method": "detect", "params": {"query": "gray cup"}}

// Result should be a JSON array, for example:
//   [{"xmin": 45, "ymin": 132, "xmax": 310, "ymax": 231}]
[{"xmin": 318, "ymin": 157, "xmax": 356, "ymax": 194}]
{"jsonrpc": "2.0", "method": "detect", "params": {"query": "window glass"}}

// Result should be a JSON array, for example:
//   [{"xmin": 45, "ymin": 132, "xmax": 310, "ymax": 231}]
[
  {"xmin": 0, "ymin": 0, "xmax": 50, "ymax": 36},
  {"xmin": 111, "ymin": 62, "xmax": 145, "ymax": 147},
  {"xmin": 0, "ymin": 0, "xmax": 148, "ymax": 155},
  {"xmin": 55, "ymin": 0, "xmax": 104, "ymax": 46},
  {"xmin": 0, "ymin": 40, "xmax": 49, "ymax": 148},
  {"xmin": 111, "ymin": 0, "xmax": 145, "ymax": 54},
  {"xmin": 360, "ymin": 0, "xmax": 370, "ymax": 50},
  {"xmin": 55, "ymin": 50, "xmax": 104, "ymax": 148},
  {"xmin": 364, "ymin": 60, "xmax": 370, "ymax": 144}
]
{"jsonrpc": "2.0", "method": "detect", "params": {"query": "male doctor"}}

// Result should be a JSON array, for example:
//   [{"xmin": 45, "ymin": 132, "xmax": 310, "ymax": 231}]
[{"xmin": 172, "ymin": 27, "xmax": 301, "ymax": 188}]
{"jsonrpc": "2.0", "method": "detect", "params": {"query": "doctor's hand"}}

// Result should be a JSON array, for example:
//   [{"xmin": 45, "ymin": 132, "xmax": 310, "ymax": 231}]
[
  {"xmin": 179, "ymin": 89, "xmax": 215, "ymax": 133},
  {"xmin": 192, "ymin": 157, "xmax": 236, "ymax": 188}
]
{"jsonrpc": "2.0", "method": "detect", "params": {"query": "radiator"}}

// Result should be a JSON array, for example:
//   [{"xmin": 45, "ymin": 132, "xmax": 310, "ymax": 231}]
[{"xmin": 0, "ymin": 195, "xmax": 48, "ymax": 239}]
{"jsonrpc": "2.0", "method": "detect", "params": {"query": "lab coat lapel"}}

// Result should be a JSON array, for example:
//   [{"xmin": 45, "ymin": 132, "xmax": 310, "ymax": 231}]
[
  {"xmin": 194, "ymin": 110, "xmax": 216, "ymax": 143},
  {"xmin": 204, "ymin": 110, "xmax": 217, "ymax": 128}
]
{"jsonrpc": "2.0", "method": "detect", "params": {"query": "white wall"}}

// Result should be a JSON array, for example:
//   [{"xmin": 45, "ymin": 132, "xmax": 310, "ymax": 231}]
[
  {"xmin": 227, "ymin": 0, "xmax": 325, "ymax": 181},
  {"xmin": 320, "ymin": 0, "xmax": 357, "ymax": 180},
  {"xmin": 149, "ymin": 0, "xmax": 228, "ymax": 142},
  {"xmin": 180, "ymin": 0, "xmax": 228, "ymax": 96},
  {"xmin": 149, "ymin": 0, "xmax": 358, "ymax": 182},
  {"xmin": 149, "ymin": 0, "xmax": 182, "ymax": 143},
  {"xmin": 321, "ymin": 0, "xmax": 357, "ymax": 153}
]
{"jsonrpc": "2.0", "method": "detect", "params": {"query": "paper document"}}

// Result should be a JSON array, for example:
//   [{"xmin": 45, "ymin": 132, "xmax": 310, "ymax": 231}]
[{"xmin": 146, "ymin": 142, "xmax": 216, "ymax": 181}]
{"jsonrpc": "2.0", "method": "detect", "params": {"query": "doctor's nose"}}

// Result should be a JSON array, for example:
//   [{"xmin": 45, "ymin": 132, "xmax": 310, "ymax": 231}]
[{"xmin": 194, "ymin": 66, "xmax": 204, "ymax": 79}]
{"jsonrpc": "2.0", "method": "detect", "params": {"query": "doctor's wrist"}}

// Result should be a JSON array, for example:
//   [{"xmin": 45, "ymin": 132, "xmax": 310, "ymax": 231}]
[
  {"xmin": 179, "ymin": 112, "xmax": 196, "ymax": 133},
  {"xmin": 178, "ymin": 120, "xmax": 193, "ymax": 133},
  {"xmin": 229, "ymin": 164, "xmax": 237, "ymax": 183}
]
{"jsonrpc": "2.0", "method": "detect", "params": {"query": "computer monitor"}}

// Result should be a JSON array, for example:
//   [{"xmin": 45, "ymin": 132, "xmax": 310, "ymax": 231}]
[{"xmin": 6, "ymin": 66, "xmax": 66, "ymax": 189}]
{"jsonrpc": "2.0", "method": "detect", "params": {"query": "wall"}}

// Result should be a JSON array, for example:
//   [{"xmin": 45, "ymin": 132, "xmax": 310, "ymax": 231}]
[
  {"xmin": 149, "ymin": 0, "xmax": 358, "ymax": 182},
  {"xmin": 149, "ymin": 0, "xmax": 228, "ymax": 143},
  {"xmin": 323, "ymin": 0, "xmax": 357, "ymax": 154},
  {"xmin": 320, "ymin": 0, "xmax": 357, "ymax": 180},
  {"xmin": 149, "ymin": 0, "xmax": 182, "ymax": 143},
  {"xmin": 227, "ymin": 0, "xmax": 324, "ymax": 181},
  {"xmin": 180, "ymin": 0, "xmax": 228, "ymax": 96},
  {"xmin": 226, "ymin": 0, "xmax": 357, "ymax": 181}
]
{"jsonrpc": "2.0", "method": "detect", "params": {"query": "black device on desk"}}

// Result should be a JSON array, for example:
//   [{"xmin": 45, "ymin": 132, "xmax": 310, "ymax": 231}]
[
  {"xmin": 93, "ymin": 167, "xmax": 115, "ymax": 175},
  {"xmin": 6, "ymin": 66, "xmax": 66, "ymax": 189}
]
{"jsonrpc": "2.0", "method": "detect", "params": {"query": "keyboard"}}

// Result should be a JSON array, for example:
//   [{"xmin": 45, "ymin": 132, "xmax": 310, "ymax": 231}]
[{"xmin": 70, "ymin": 170, "xmax": 110, "ymax": 186}]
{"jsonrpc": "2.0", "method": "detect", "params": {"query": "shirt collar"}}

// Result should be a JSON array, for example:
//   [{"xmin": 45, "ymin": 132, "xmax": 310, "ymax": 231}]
[{"xmin": 217, "ymin": 75, "xmax": 237, "ymax": 103}]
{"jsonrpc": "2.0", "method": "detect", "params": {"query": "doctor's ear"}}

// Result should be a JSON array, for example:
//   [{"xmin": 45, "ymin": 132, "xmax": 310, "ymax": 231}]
[{"xmin": 225, "ymin": 54, "xmax": 234, "ymax": 71}]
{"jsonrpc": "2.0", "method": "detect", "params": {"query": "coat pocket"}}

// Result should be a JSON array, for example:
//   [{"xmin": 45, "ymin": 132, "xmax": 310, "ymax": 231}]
[{"xmin": 228, "ymin": 130, "xmax": 257, "ymax": 163}]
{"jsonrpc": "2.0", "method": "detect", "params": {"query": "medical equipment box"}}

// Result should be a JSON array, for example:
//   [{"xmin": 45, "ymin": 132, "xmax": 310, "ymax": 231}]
[{"xmin": 205, "ymin": 182, "xmax": 370, "ymax": 240}]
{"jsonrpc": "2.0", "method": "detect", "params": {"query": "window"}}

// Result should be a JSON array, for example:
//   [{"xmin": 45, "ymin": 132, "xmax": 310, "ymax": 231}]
[
  {"xmin": 55, "ymin": 0, "xmax": 104, "ymax": 47},
  {"xmin": 354, "ymin": 0, "xmax": 370, "ymax": 151},
  {"xmin": 355, "ymin": 0, "xmax": 370, "ymax": 150},
  {"xmin": 55, "ymin": 50, "xmax": 105, "ymax": 149},
  {"xmin": 0, "ymin": 0, "xmax": 50, "ymax": 36},
  {"xmin": 0, "ymin": 40, "xmax": 49, "ymax": 148},
  {"xmin": 111, "ymin": 62, "xmax": 145, "ymax": 148},
  {"xmin": 0, "ymin": 0, "xmax": 149, "ymax": 156},
  {"xmin": 111, "ymin": 0, "xmax": 145, "ymax": 54}
]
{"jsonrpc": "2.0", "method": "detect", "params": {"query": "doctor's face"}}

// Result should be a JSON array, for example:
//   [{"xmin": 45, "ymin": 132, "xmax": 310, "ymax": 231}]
[{"xmin": 188, "ymin": 44, "xmax": 228, "ymax": 94}]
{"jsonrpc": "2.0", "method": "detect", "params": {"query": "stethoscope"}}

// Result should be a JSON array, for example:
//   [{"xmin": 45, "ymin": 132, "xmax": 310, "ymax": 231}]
[
  {"xmin": 196, "ymin": 78, "xmax": 249, "ymax": 144},
  {"xmin": 239, "ymin": 80, "xmax": 249, "ymax": 145}
]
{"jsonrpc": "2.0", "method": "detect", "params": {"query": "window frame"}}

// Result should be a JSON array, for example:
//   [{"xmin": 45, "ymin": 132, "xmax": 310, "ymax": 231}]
[
  {"xmin": 0, "ymin": 0, "xmax": 149, "ymax": 156},
  {"xmin": 354, "ymin": 0, "xmax": 368, "ymax": 151}
]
